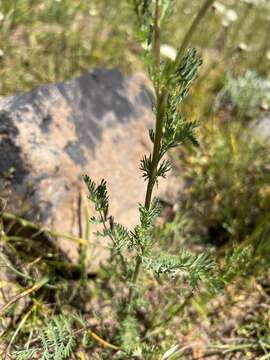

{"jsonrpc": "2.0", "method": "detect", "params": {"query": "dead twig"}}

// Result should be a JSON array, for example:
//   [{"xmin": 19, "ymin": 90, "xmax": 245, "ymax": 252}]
[
  {"xmin": 2, "ymin": 212, "xmax": 87, "ymax": 245},
  {"xmin": 0, "ymin": 277, "xmax": 48, "ymax": 317}
]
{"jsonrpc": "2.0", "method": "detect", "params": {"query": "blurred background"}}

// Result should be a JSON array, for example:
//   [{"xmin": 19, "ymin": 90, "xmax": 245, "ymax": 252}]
[{"xmin": 0, "ymin": 0, "xmax": 269, "ymax": 94}]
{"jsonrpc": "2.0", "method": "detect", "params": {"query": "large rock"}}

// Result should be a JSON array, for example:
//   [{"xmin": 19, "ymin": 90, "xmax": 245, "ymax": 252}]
[{"xmin": 0, "ymin": 68, "xmax": 175, "ymax": 259}]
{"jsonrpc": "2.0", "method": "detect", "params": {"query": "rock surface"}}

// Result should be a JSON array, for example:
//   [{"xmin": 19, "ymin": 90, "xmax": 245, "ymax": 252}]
[
  {"xmin": 250, "ymin": 113, "xmax": 270, "ymax": 142},
  {"xmin": 0, "ymin": 68, "xmax": 176, "ymax": 259}
]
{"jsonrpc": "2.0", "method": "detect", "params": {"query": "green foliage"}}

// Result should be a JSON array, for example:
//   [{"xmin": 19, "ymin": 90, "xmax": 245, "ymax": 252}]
[
  {"xmin": 177, "ymin": 123, "xmax": 270, "ymax": 247},
  {"xmin": 15, "ymin": 349, "xmax": 37, "ymax": 360},
  {"xmin": 119, "ymin": 315, "xmax": 140, "ymax": 354},
  {"xmin": 3, "ymin": 0, "xmax": 270, "ymax": 358},
  {"xmin": 83, "ymin": 176, "xmax": 109, "ymax": 220},
  {"xmin": 143, "ymin": 250, "xmax": 218, "ymax": 289},
  {"xmin": 237, "ymin": 307, "xmax": 270, "ymax": 353},
  {"xmin": 139, "ymin": 198, "xmax": 161, "ymax": 229},
  {"xmin": 130, "ymin": 0, "xmax": 176, "ymax": 53},
  {"xmin": 13, "ymin": 314, "xmax": 83, "ymax": 360},
  {"xmin": 220, "ymin": 245, "xmax": 253, "ymax": 284},
  {"xmin": 159, "ymin": 49, "xmax": 202, "ymax": 154},
  {"xmin": 0, "ymin": 0, "xmax": 138, "ymax": 95}
]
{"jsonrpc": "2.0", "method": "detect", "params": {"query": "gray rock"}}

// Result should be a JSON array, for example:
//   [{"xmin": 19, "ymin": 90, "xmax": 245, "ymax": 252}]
[
  {"xmin": 0, "ymin": 68, "xmax": 175, "ymax": 260},
  {"xmin": 250, "ymin": 113, "xmax": 270, "ymax": 142}
]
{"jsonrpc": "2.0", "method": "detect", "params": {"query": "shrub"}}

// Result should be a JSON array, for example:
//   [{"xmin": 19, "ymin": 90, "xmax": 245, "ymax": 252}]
[{"xmin": 225, "ymin": 71, "xmax": 270, "ymax": 119}]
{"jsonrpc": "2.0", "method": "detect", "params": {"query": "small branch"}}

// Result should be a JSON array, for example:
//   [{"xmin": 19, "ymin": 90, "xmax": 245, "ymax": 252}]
[
  {"xmin": 78, "ymin": 352, "xmax": 86, "ymax": 360},
  {"xmin": 5, "ymin": 305, "xmax": 34, "ymax": 358},
  {"xmin": 99, "ymin": 211, "xmax": 127, "ymax": 277},
  {"xmin": 77, "ymin": 191, "xmax": 83, "ymax": 239},
  {"xmin": 0, "ymin": 277, "xmax": 48, "ymax": 317},
  {"xmin": 2, "ymin": 212, "xmax": 87, "ymax": 245},
  {"xmin": 191, "ymin": 342, "xmax": 258, "ymax": 360},
  {"xmin": 0, "ymin": 198, "xmax": 6, "ymax": 242},
  {"xmin": 144, "ymin": 91, "xmax": 166, "ymax": 209},
  {"xmin": 144, "ymin": 292, "xmax": 193, "ymax": 339},
  {"xmin": 0, "ymin": 252, "xmax": 32, "ymax": 281},
  {"xmin": 89, "ymin": 330, "xmax": 120, "ymax": 351},
  {"xmin": 152, "ymin": 291, "xmax": 193, "ymax": 330}
]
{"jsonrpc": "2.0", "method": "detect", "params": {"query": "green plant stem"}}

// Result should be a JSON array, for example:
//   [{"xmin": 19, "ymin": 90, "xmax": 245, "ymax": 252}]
[
  {"xmin": 154, "ymin": 0, "xmax": 161, "ymax": 81},
  {"xmin": 128, "ymin": 0, "xmax": 214, "ymax": 307},
  {"xmin": 128, "ymin": 0, "xmax": 215, "ymax": 308},
  {"xmin": 144, "ymin": 292, "xmax": 193, "ymax": 339},
  {"xmin": 127, "ymin": 0, "xmax": 163, "ymax": 307},
  {"xmin": 99, "ymin": 211, "xmax": 127, "ymax": 276},
  {"xmin": 144, "ymin": 92, "xmax": 166, "ymax": 209},
  {"xmin": 127, "ymin": 111, "xmax": 165, "ymax": 300},
  {"xmin": 145, "ymin": 0, "xmax": 163, "ymax": 211},
  {"xmin": 129, "ymin": 93, "xmax": 167, "ymax": 295}
]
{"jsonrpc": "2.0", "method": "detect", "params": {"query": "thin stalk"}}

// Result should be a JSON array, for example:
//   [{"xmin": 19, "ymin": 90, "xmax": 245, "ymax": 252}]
[
  {"xmin": 128, "ymin": 0, "xmax": 163, "ymax": 306},
  {"xmin": 179, "ymin": 342, "xmax": 257, "ymax": 360},
  {"xmin": 128, "ymin": 0, "xmax": 215, "ymax": 307},
  {"xmin": 0, "ymin": 277, "xmax": 48, "ymax": 316},
  {"xmin": 128, "ymin": 0, "xmax": 214, "ymax": 307},
  {"xmin": 154, "ymin": 0, "xmax": 161, "ymax": 84},
  {"xmin": 151, "ymin": 291, "xmax": 193, "ymax": 331},
  {"xmin": 0, "ymin": 198, "xmax": 6, "ymax": 242},
  {"xmin": 128, "ymin": 93, "xmax": 167, "ymax": 296},
  {"xmin": 0, "ymin": 252, "xmax": 32, "ymax": 281},
  {"xmin": 256, "ymin": 20, "xmax": 270, "ymax": 71},
  {"xmin": 88, "ymin": 330, "xmax": 120, "ymax": 351},
  {"xmin": 99, "ymin": 211, "xmax": 127, "ymax": 276},
  {"xmin": 2, "ymin": 212, "xmax": 87, "ymax": 245},
  {"xmin": 175, "ymin": 0, "xmax": 216, "ymax": 63},
  {"xmin": 5, "ymin": 305, "xmax": 35, "ymax": 357},
  {"xmin": 230, "ymin": 2, "xmax": 253, "ymax": 46},
  {"xmin": 143, "ymin": 292, "xmax": 193, "ymax": 339},
  {"xmin": 144, "ymin": 91, "xmax": 166, "ymax": 209}
]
